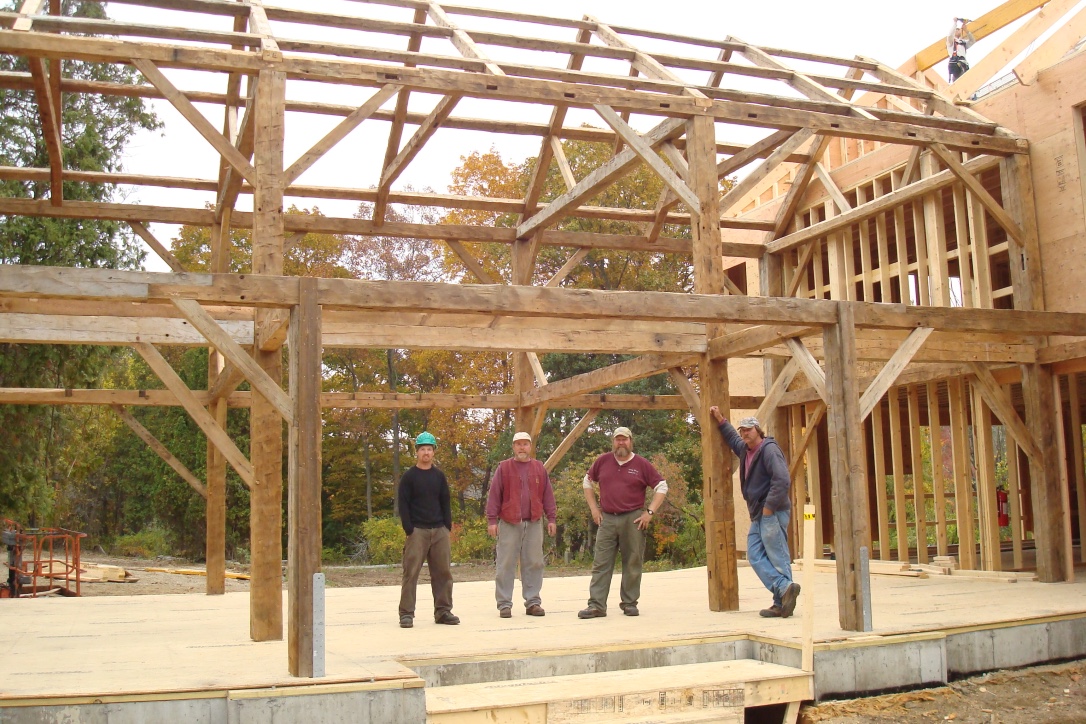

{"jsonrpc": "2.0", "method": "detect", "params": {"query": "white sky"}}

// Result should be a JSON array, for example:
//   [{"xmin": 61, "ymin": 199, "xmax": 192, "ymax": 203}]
[{"xmin": 102, "ymin": 0, "xmax": 1075, "ymax": 271}]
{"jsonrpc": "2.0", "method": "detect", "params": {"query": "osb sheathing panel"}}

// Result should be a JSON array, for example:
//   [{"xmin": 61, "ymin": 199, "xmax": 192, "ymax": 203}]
[{"xmin": 974, "ymin": 50, "xmax": 1086, "ymax": 318}]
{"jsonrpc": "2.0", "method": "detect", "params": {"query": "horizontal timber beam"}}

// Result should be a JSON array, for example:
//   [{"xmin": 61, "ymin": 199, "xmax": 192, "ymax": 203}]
[
  {"xmin": 0, "ymin": 31, "xmax": 1026, "ymax": 155},
  {"xmin": 4, "ymin": 267, "xmax": 1086, "ymax": 336},
  {"xmin": 0, "ymin": 388, "xmax": 763, "ymax": 411}
]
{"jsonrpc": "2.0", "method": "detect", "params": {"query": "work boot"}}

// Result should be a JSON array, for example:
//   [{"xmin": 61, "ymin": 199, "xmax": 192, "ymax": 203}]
[
  {"xmin": 621, "ymin": 604, "xmax": 639, "ymax": 617},
  {"xmin": 499, "ymin": 607, "xmax": 512, "ymax": 618},
  {"xmin": 526, "ymin": 604, "xmax": 545, "ymax": 616},
  {"xmin": 780, "ymin": 583, "xmax": 802, "ymax": 618},
  {"xmin": 435, "ymin": 611, "xmax": 460, "ymax": 625},
  {"xmin": 577, "ymin": 606, "xmax": 606, "ymax": 619},
  {"xmin": 759, "ymin": 605, "xmax": 782, "ymax": 618},
  {"xmin": 399, "ymin": 615, "xmax": 414, "ymax": 628}
]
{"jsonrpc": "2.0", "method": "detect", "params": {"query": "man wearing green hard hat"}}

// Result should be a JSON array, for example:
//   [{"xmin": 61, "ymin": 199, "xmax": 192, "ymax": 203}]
[{"xmin": 397, "ymin": 431, "xmax": 459, "ymax": 628}]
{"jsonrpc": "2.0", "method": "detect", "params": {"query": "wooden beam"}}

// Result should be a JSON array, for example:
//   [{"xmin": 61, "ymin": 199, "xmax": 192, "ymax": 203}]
[
  {"xmin": 549, "ymin": 135, "xmax": 577, "ymax": 191},
  {"xmin": 545, "ymin": 248, "xmax": 588, "ymax": 288},
  {"xmin": 427, "ymin": 0, "xmax": 505, "ymax": 75},
  {"xmin": 768, "ymin": 155, "xmax": 1002, "ymax": 254},
  {"xmin": 543, "ymin": 408, "xmax": 598, "ymax": 473},
  {"xmin": 785, "ymin": 337, "xmax": 827, "ymax": 403},
  {"xmin": 287, "ymin": 276, "xmax": 322, "ymax": 677},
  {"xmin": 27, "ymin": 56, "xmax": 63, "ymax": 206},
  {"xmin": 858, "ymin": 327, "xmax": 933, "ymax": 421},
  {"xmin": 967, "ymin": 362, "xmax": 1042, "ymax": 462},
  {"xmin": 755, "ymin": 358, "xmax": 799, "ymax": 423},
  {"xmin": 521, "ymin": 353, "xmax": 689, "ymax": 406},
  {"xmin": 667, "ymin": 367, "xmax": 701, "ymax": 421},
  {"xmin": 111, "ymin": 404, "xmax": 208, "ymax": 499},
  {"xmin": 788, "ymin": 402, "xmax": 826, "ymax": 481},
  {"xmin": 822, "ymin": 303, "xmax": 870, "ymax": 630},
  {"xmin": 594, "ymin": 104, "xmax": 699, "ymax": 213},
  {"xmin": 707, "ymin": 325, "xmax": 816, "ymax": 359},
  {"xmin": 172, "ymin": 298, "xmax": 292, "ymax": 423},
  {"xmin": 208, "ymin": 360, "xmax": 245, "ymax": 402},
  {"xmin": 733, "ymin": 38, "xmax": 877, "ymax": 120},
  {"xmin": 134, "ymin": 342, "xmax": 253, "ymax": 488},
  {"xmin": 516, "ymin": 118, "xmax": 687, "ymax": 239},
  {"xmin": 132, "ymin": 58, "xmax": 257, "ymax": 186},
  {"xmin": 445, "ymin": 239, "xmax": 499, "ymax": 285},
  {"xmin": 284, "ymin": 84, "xmax": 401, "ymax": 186},
  {"xmin": 255, "ymin": 308, "xmax": 290, "ymax": 351},
  {"xmin": 378, "ymin": 93, "xmax": 461, "ymax": 194},
  {"xmin": 813, "ymin": 162, "xmax": 851, "ymax": 213},
  {"xmin": 1013, "ymin": 5, "xmax": 1086, "ymax": 85},
  {"xmin": 372, "ymin": 5, "xmax": 427, "ymax": 224},
  {"xmin": 129, "ymin": 221, "xmax": 184, "ymax": 273},
  {"xmin": 950, "ymin": 0, "xmax": 1079, "ymax": 99},
  {"xmin": 928, "ymin": 143, "xmax": 1025, "ymax": 246},
  {"xmin": 719, "ymin": 129, "xmax": 813, "ymax": 215},
  {"xmin": 527, "ymin": 352, "xmax": 548, "ymax": 387}
]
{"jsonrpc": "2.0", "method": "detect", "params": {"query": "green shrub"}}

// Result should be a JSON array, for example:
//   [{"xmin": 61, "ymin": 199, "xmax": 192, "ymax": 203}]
[
  {"xmin": 110, "ymin": 525, "xmax": 172, "ymax": 558},
  {"xmin": 361, "ymin": 516, "xmax": 405, "ymax": 564},
  {"xmin": 451, "ymin": 518, "xmax": 494, "ymax": 563}
]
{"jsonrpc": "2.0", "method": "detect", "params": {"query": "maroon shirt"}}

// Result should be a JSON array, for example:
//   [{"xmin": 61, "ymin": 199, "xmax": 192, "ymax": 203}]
[
  {"xmin": 486, "ymin": 459, "xmax": 557, "ymax": 525},
  {"xmin": 587, "ymin": 453, "xmax": 664, "ymax": 514}
]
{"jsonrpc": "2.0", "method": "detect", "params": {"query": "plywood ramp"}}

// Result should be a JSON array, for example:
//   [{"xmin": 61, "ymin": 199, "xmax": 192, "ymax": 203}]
[{"xmin": 426, "ymin": 660, "xmax": 811, "ymax": 724}]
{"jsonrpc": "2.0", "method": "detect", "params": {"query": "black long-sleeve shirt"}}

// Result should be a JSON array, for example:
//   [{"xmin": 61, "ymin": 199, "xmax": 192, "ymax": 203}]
[{"xmin": 397, "ymin": 465, "xmax": 452, "ymax": 534}]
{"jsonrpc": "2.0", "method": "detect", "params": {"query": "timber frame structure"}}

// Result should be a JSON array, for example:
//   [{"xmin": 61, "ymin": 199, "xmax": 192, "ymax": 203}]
[{"xmin": 1, "ymin": 0, "xmax": 1085, "ymax": 677}]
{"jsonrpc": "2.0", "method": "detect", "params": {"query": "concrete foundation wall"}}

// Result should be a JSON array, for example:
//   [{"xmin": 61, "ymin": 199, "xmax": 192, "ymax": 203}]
[{"xmin": 0, "ymin": 686, "xmax": 426, "ymax": 724}]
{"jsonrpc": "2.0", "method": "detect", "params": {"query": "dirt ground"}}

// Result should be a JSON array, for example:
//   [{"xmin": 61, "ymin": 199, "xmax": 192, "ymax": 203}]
[{"xmin": 75, "ymin": 555, "xmax": 1086, "ymax": 722}]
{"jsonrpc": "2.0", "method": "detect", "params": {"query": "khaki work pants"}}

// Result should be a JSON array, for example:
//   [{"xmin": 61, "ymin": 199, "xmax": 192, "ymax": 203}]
[
  {"xmin": 399, "ymin": 526, "xmax": 453, "ymax": 620},
  {"xmin": 586, "ymin": 509, "xmax": 645, "ymax": 613}
]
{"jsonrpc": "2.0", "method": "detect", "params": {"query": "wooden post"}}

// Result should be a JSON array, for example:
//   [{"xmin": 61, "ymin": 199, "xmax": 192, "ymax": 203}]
[
  {"xmin": 801, "ymin": 503, "xmax": 816, "ymax": 672},
  {"xmin": 1002, "ymin": 154, "xmax": 1070, "ymax": 582},
  {"xmin": 206, "ymin": 349, "xmax": 227, "ymax": 595},
  {"xmin": 689, "ymin": 113, "xmax": 737, "ymax": 611},
  {"xmin": 206, "ymin": 211, "xmax": 228, "ymax": 594},
  {"xmin": 822, "ymin": 302, "xmax": 870, "ymax": 631},
  {"xmin": 288, "ymin": 277, "xmax": 322, "ymax": 677},
  {"xmin": 251, "ymin": 68, "xmax": 286, "ymax": 641}
]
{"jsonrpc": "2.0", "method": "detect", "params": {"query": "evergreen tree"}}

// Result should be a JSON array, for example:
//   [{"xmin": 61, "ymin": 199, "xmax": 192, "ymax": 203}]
[{"xmin": 0, "ymin": 0, "xmax": 159, "ymax": 521}]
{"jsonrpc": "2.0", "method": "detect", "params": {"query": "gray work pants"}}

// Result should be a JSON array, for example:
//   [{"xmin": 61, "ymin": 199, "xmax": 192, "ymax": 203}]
[
  {"xmin": 494, "ymin": 519, "xmax": 545, "ymax": 610},
  {"xmin": 586, "ymin": 509, "xmax": 645, "ymax": 613},
  {"xmin": 399, "ymin": 526, "xmax": 453, "ymax": 619}
]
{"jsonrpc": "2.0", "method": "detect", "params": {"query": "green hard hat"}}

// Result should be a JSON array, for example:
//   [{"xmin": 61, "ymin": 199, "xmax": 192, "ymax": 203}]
[{"xmin": 415, "ymin": 431, "xmax": 437, "ymax": 448}]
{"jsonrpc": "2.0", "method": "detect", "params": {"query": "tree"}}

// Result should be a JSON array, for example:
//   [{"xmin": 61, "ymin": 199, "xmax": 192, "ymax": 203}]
[{"xmin": 0, "ymin": 0, "xmax": 159, "ymax": 522}]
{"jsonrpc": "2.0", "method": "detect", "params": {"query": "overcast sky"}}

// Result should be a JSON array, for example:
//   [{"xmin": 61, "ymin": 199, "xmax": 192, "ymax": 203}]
[{"xmin": 102, "ymin": 0, "xmax": 1076, "ymax": 271}]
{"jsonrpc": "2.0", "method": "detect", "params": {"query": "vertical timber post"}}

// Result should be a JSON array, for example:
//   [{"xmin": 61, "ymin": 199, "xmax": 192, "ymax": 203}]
[
  {"xmin": 688, "ymin": 112, "xmax": 737, "ymax": 611},
  {"xmin": 289, "ymin": 277, "xmax": 322, "ymax": 677},
  {"xmin": 512, "ymin": 238, "xmax": 535, "ymax": 434},
  {"xmin": 1002, "ymin": 155, "xmax": 1069, "ymax": 582},
  {"xmin": 206, "ymin": 220, "xmax": 228, "ymax": 595},
  {"xmin": 823, "ymin": 302, "xmax": 870, "ymax": 630},
  {"xmin": 251, "ymin": 68, "xmax": 286, "ymax": 640}
]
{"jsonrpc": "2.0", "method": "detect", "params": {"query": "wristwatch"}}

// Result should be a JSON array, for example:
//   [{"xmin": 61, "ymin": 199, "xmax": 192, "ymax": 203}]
[{"xmin": 646, "ymin": 508, "xmax": 654, "ymax": 516}]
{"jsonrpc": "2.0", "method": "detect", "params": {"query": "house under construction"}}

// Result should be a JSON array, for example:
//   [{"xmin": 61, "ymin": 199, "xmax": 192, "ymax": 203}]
[{"xmin": 1, "ymin": 0, "xmax": 1085, "ymax": 721}]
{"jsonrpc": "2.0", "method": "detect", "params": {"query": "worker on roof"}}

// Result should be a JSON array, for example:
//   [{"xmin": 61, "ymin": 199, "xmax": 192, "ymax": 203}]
[{"xmin": 947, "ymin": 17, "xmax": 976, "ymax": 82}]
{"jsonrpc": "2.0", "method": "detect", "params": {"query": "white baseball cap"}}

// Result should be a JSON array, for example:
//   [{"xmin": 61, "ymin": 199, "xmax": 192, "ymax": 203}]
[{"xmin": 512, "ymin": 432, "xmax": 532, "ymax": 443}]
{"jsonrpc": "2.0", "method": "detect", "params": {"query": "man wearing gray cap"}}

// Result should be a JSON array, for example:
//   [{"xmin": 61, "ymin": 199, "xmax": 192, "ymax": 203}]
[
  {"xmin": 486, "ymin": 431, "xmax": 557, "ymax": 618},
  {"xmin": 709, "ymin": 406, "xmax": 800, "ymax": 618},
  {"xmin": 578, "ymin": 426, "xmax": 667, "ymax": 619}
]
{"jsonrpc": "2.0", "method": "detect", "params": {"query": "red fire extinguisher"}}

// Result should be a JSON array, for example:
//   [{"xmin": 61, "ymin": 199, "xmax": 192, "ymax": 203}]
[{"xmin": 997, "ymin": 488, "xmax": 1010, "ymax": 527}]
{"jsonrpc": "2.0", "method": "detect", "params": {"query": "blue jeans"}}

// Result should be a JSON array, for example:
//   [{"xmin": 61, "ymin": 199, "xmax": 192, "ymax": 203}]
[{"xmin": 747, "ymin": 509, "xmax": 793, "ymax": 605}]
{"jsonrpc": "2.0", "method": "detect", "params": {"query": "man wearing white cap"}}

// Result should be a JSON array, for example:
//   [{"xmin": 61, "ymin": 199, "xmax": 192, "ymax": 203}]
[
  {"xmin": 709, "ymin": 406, "xmax": 800, "ymax": 619},
  {"xmin": 485, "ymin": 431, "xmax": 557, "ymax": 618},
  {"xmin": 578, "ymin": 426, "xmax": 667, "ymax": 619}
]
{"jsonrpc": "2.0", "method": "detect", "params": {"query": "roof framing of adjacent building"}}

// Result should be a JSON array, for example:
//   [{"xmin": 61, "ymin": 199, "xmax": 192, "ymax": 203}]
[{"xmin": 0, "ymin": 0, "xmax": 1083, "ymax": 677}]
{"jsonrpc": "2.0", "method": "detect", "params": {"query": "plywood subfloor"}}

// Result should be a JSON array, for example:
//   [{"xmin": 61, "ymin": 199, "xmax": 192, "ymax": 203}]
[{"xmin": 2, "ymin": 564, "xmax": 1084, "ymax": 699}]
